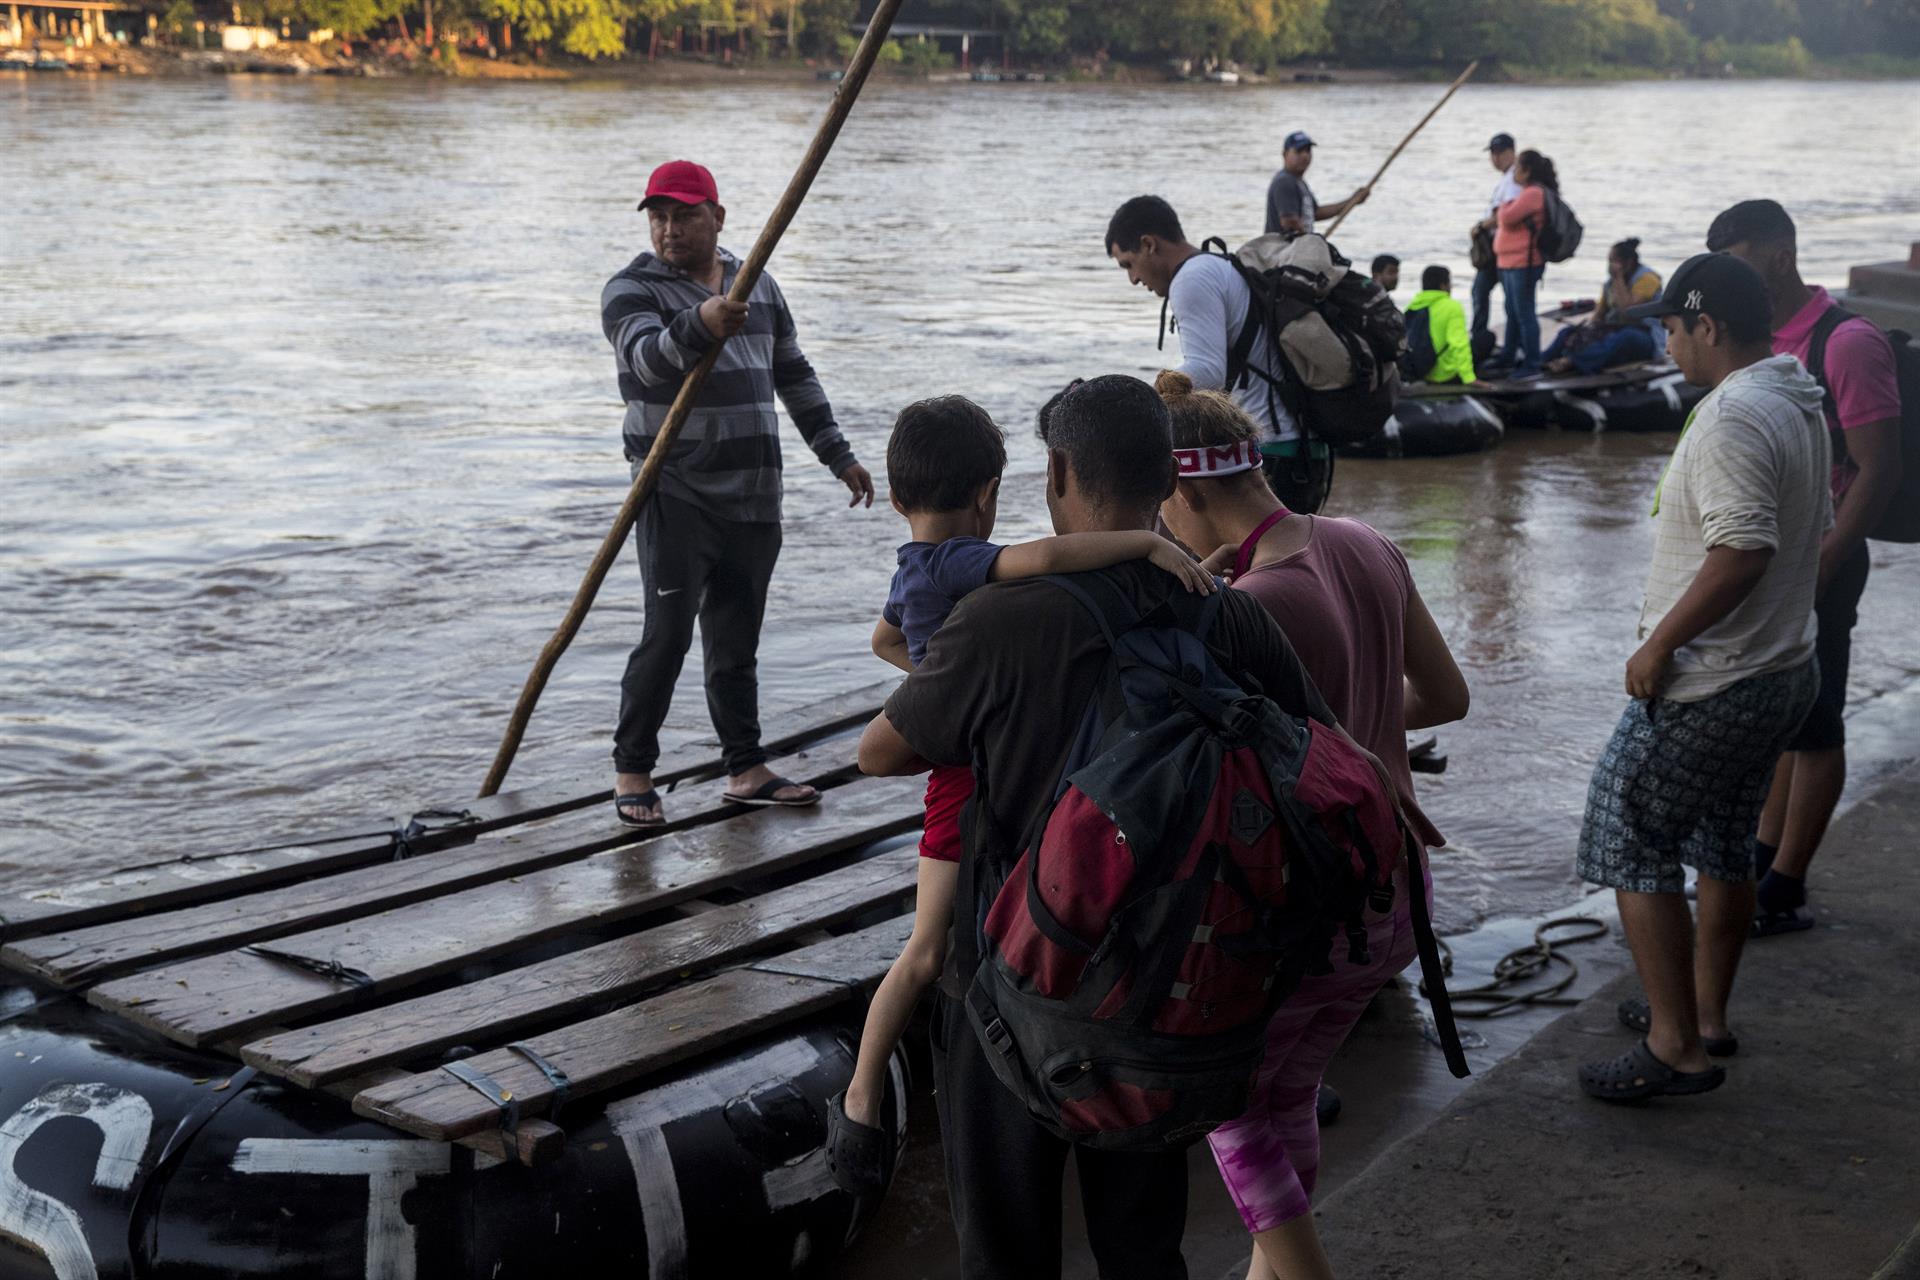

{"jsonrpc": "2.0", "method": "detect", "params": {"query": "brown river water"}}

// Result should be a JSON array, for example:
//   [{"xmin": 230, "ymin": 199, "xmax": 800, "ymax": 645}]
[{"xmin": 4, "ymin": 74, "xmax": 1918, "ymax": 930}]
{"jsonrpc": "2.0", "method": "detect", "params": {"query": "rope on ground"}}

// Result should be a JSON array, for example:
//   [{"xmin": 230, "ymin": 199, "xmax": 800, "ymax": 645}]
[{"xmin": 1422, "ymin": 916, "xmax": 1610, "ymax": 1018}]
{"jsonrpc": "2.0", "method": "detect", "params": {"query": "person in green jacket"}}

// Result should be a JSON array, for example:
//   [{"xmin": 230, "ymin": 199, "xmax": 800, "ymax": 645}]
[{"xmin": 1405, "ymin": 265, "xmax": 1478, "ymax": 385}]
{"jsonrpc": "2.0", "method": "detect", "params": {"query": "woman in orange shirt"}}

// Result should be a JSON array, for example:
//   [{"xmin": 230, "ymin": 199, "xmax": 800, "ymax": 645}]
[{"xmin": 1492, "ymin": 150, "xmax": 1558, "ymax": 376}]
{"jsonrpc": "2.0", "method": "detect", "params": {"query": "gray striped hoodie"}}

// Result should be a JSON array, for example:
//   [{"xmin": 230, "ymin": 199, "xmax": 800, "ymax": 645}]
[{"xmin": 601, "ymin": 248, "xmax": 856, "ymax": 523}]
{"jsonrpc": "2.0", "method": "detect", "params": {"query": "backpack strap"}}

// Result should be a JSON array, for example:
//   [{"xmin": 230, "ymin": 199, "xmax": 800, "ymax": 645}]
[
  {"xmin": 1403, "ymin": 830, "xmax": 1471, "ymax": 1079},
  {"xmin": 1806, "ymin": 302, "xmax": 1856, "ymax": 421}
]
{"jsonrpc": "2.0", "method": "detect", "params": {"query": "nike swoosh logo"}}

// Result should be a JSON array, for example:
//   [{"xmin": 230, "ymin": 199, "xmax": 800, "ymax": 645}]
[{"xmin": 656, "ymin": 587, "xmax": 684, "ymax": 597}]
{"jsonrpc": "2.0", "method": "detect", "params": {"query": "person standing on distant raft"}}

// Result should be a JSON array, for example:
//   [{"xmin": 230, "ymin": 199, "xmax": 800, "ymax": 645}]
[
  {"xmin": 1265, "ymin": 131, "xmax": 1371, "ymax": 237},
  {"xmin": 1469, "ymin": 133, "xmax": 1522, "ymax": 353},
  {"xmin": 600, "ymin": 159, "xmax": 876, "ymax": 827}
]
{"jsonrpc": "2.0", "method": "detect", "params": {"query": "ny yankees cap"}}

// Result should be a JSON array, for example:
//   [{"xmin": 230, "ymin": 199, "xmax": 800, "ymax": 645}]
[{"xmin": 1621, "ymin": 251, "xmax": 1773, "ymax": 330}]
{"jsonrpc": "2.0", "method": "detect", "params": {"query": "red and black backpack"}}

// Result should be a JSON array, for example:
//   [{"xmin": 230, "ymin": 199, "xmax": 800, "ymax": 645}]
[{"xmin": 955, "ymin": 571, "xmax": 1468, "ymax": 1151}]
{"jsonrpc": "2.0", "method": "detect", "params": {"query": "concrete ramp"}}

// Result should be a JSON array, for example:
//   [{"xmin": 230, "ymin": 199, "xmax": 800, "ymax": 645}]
[{"xmin": 1312, "ymin": 764, "xmax": 1920, "ymax": 1280}]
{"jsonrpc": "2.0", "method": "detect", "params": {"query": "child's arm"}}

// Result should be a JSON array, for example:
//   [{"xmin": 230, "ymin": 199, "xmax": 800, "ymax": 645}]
[
  {"xmin": 1199, "ymin": 544, "xmax": 1239, "ymax": 578},
  {"xmin": 843, "ymin": 858, "xmax": 957, "ymax": 1128},
  {"xmin": 871, "ymin": 618, "xmax": 913, "ymax": 673},
  {"xmin": 989, "ymin": 530, "xmax": 1215, "ymax": 594}
]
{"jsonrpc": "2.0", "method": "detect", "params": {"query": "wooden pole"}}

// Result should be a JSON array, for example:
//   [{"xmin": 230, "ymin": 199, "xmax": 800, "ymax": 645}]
[
  {"xmin": 476, "ymin": 0, "xmax": 907, "ymax": 799},
  {"xmin": 1323, "ymin": 60, "xmax": 1479, "ymax": 239}
]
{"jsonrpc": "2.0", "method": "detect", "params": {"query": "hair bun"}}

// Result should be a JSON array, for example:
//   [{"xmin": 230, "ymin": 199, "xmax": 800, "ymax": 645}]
[{"xmin": 1155, "ymin": 369, "xmax": 1195, "ymax": 398}]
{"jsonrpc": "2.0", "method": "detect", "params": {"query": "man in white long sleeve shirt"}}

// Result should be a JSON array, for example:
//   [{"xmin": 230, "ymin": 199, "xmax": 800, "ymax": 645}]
[{"xmin": 1105, "ymin": 194, "xmax": 1333, "ymax": 513}]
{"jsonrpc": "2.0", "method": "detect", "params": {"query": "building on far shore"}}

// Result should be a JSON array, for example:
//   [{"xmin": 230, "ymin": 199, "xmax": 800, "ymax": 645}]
[{"xmin": 4, "ymin": 0, "xmax": 148, "ymax": 48}]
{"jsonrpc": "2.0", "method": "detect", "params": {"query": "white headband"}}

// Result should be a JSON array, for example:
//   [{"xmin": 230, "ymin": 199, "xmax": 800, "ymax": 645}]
[{"xmin": 1173, "ymin": 440, "xmax": 1261, "ymax": 478}]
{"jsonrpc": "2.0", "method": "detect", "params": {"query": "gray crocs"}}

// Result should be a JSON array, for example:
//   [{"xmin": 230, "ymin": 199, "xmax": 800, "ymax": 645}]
[
  {"xmin": 1617, "ymin": 996, "xmax": 1738, "ymax": 1057},
  {"xmin": 1580, "ymin": 1039, "xmax": 1725, "ymax": 1102}
]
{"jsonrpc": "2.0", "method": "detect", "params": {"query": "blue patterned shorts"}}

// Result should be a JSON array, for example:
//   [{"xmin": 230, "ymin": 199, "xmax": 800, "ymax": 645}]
[{"xmin": 1576, "ymin": 661, "xmax": 1818, "ymax": 895}]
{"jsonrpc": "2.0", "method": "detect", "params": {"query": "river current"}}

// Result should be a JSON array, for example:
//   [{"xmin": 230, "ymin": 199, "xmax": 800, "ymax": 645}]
[{"xmin": 3, "ymin": 73, "xmax": 1918, "ymax": 927}]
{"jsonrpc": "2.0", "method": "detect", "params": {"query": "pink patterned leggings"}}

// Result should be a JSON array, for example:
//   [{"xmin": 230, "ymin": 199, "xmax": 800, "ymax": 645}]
[{"xmin": 1206, "ymin": 902, "xmax": 1419, "ymax": 1234}]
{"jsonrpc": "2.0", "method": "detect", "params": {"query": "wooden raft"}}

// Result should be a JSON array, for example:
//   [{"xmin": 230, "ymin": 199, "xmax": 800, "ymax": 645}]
[{"xmin": 0, "ymin": 682, "xmax": 924, "ymax": 1165}]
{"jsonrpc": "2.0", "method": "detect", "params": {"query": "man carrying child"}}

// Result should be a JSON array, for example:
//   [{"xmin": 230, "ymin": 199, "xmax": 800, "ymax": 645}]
[
  {"xmin": 856, "ymin": 376, "xmax": 1341, "ymax": 1278},
  {"xmin": 826, "ymin": 395, "xmax": 1209, "ymax": 1180}
]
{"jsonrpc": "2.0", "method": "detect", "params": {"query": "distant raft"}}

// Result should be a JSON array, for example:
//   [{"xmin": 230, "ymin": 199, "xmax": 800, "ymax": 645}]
[
  {"xmin": 1338, "ymin": 395, "xmax": 1505, "ymax": 458},
  {"xmin": 1403, "ymin": 362, "xmax": 1704, "ymax": 433}
]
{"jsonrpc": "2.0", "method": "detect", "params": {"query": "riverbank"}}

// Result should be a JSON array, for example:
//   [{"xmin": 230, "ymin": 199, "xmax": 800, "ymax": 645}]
[
  {"xmin": 1297, "ymin": 756, "xmax": 1920, "ymax": 1280},
  {"xmin": 7, "ymin": 41, "xmax": 1917, "ymax": 83}
]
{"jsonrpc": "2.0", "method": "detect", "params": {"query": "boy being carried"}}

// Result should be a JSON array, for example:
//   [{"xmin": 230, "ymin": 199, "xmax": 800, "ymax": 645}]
[{"xmin": 825, "ymin": 394, "xmax": 1212, "ymax": 1193}]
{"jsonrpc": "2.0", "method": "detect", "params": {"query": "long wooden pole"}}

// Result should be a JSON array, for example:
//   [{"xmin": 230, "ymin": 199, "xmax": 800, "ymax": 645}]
[
  {"xmin": 477, "ymin": 0, "xmax": 907, "ymax": 799},
  {"xmin": 1323, "ymin": 60, "xmax": 1479, "ymax": 239}
]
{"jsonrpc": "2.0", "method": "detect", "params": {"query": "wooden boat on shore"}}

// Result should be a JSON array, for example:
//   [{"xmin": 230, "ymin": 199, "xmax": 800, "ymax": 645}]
[{"xmin": 0, "ymin": 682, "xmax": 920, "ymax": 1278}]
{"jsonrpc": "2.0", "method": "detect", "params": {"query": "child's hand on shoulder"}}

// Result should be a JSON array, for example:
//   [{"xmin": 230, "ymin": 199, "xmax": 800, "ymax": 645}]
[
  {"xmin": 1199, "ymin": 544, "xmax": 1239, "ymax": 581},
  {"xmin": 1147, "ymin": 538, "xmax": 1217, "ymax": 595}
]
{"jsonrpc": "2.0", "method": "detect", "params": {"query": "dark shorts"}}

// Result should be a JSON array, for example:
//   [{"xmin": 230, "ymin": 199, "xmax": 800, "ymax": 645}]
[
  {"xmin": 1576, "ymin": 661, "xmax": 1818, "ymax": 895},
  {"xmin": 1787, "ymin": 542, "xmax": 1870, "ymax": 753}
]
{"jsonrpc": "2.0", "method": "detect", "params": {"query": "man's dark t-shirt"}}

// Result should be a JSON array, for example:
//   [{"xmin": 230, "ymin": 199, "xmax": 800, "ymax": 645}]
[
  {"xmin": 1265, "ymin": 170, "xmax": 1317, "ymax": 235},
  {"xmin": 884, "ymin": 561, "xmax": 1334, "ymax": 896}
]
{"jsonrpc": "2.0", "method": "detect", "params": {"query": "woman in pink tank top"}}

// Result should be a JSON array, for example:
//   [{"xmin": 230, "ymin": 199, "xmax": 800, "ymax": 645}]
[{"xmin": 1155, "ymin": 371, "xmax": 1470, "ymax": 1280}]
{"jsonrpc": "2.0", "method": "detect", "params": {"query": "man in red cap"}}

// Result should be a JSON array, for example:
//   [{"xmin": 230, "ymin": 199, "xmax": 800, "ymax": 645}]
[{"xmin": 601, "ymin": 159, "xmax": 874, "ymax": 827}]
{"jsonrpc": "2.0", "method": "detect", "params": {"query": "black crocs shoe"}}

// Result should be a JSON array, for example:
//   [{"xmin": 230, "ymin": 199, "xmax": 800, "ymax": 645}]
[{"xmin": 825, "ymin": 1091, "xmax": 894, "ymax": 1197}]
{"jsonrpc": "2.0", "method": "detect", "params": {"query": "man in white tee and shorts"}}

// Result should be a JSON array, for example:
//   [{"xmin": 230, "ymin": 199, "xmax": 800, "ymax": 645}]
[
  {"xmin": 1105, "ymin": 194, "xmax": 1333, "ymax": 513},
  {"xmin": 1574, "ymin": 253, "xmax": 1828, "ymax": 1103}
]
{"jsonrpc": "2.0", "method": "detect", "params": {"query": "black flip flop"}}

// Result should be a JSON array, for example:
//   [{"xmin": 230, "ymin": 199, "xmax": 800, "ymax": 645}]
[
  {"xmin": 728, "ymin": 776, "xmax": 819, "ymax": 808},
  {"xmin": 614, "ymin": 790, "xmax": 665, "ymax": 829},
  {"xmin": 825, "ymin": 1090, "xmax": 894, "ymax": 1197},
  {"xmin": 1617, "ymin": 996, "xmax": 1738, "ymax": 1057},
  {"xmin": 1579, "ymin": 1039, "xmax": 1725, "ymax": 1102}
]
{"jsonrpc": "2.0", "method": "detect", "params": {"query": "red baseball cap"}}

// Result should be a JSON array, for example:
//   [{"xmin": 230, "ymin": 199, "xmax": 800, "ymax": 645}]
[{"xmin": 638, "ymin": 160, "xmax": 719, "ymax": 211}]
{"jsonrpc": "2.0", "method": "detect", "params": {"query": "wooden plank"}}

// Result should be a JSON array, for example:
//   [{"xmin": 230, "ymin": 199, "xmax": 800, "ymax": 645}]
[
  {"xmin": 0, "ymin": 680, "xmax": 897, "ymax": 942},
  {"xmin": 93, "ymin": 782, "xmax": 920, "ymax": 1049},
  {"xmin": 4, "ymin": 740, "xmax": 863, "ymax": 990},
  {"xmin": 351, "ymin": 915, "xmax": 912, "ymax": 1142},
  {"xmin": 240, "ymin": 846, "xmax": 919, "ymax": 1086}
]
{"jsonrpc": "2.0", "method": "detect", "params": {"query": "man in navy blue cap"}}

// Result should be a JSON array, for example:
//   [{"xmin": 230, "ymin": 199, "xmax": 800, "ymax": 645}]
[
  {"xmin": 1264, "ymin": 130, "xmax": 1371, "ymax": 236},
  {"xmin": 1471, "ymin": 132, "xmax": 1521, "ymax": 349}
]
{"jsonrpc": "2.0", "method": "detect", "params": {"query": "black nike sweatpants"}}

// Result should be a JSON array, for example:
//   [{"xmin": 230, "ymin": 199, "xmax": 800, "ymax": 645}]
[{"xmin": 611, "ymin": 490, "xmax": 781, "ymax": 778}]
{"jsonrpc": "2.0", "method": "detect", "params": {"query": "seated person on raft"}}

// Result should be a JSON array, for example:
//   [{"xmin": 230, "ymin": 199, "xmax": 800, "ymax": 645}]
[
  {"xmin": 827, "ymin": 393, "xmax": 1212, "ymax": 1184},
  {"xmin": 1544, "ymin": 238, "xmax": 1667, "ymax": 375},
  {"xmin": 1403, "ymin": 266, "xmax": 1478, "ymax": 385}
]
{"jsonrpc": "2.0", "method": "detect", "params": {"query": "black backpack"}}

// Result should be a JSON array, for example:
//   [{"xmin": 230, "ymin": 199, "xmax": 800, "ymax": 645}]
[
  {"xmin": 1809, "ymin": 305, "xmax": 1920, "ymax": 543},
  {"xmin": 1203, "ymin": 235, "xmax": 1405, "ymax": 447},
  {"xmin": 1533, "ymin": 188, "xmax": 1583, "ymax": 264},
  {"xmin": 1400, "ymin": 308, "xmax": 1439, "ymax": 382}
]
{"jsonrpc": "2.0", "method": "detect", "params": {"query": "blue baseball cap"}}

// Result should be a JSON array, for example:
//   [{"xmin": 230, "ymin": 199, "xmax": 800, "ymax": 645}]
[{"xmin": 1284, "ymin": 131, "xmax": 1314, "ymax": 151}]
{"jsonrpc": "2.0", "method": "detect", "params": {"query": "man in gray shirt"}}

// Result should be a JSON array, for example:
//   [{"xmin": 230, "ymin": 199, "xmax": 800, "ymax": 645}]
[{"xmin": 1265, "ymin": 131, "xmax": 1371, "ymax": 236}]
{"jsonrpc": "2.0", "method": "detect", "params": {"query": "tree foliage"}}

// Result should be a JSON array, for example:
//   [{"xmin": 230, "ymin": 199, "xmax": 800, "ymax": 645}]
[{"xmin": 225, "ymin": 0, "xmax": 1919, "ymax": 66}]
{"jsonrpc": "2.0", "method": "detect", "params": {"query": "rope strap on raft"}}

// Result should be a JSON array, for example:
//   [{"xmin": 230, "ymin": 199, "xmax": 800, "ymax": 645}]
[
  {"xmin": 506, "ymin": 1042, "xmax": 572, "ymax": 1115},
  {"xmin": 391, "ymin": 808, "xmax": 480, "ymax": 861},
  {"xmin": 441, "ymin": 1059, "xmax": 521, "ymax": 1135},
  {"xmin": 1422, "ymin": 916, "xmax": 1609, "ymax": 1018},
  {"xmin": 239, "ymin": 944, "xmax": 374, "ymax": 989}
]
